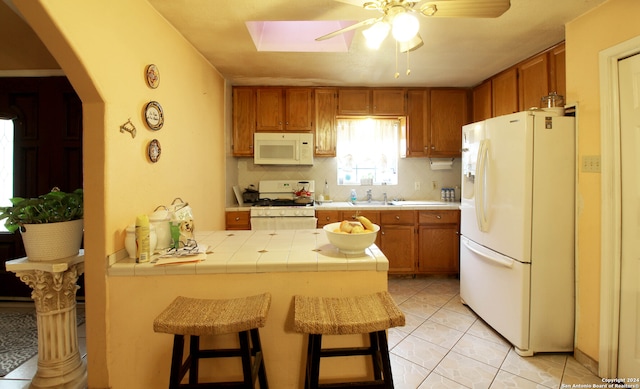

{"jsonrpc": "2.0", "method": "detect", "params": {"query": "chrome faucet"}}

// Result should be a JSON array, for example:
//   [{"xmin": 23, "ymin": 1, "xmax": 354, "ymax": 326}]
[
  {"xmin": 383, "ymin": 192, "xmax": 388, "ymax": 205},
  {"xmin": 366, "ymin": 189, "xmax": 372, "ymax": 203}
]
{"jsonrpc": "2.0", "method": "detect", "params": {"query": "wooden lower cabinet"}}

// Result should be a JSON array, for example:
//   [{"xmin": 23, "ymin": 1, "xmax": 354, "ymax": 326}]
[
  {"xmin": 380, "ymin": 210, "xmax": 416, "ymax": 274},
  {"xmin": 417, "ymin": 210, "xmax": 460, "ymax": 274},
  {"xmin": 317, "ymin": 208, "xmax": 460, "ymax": 275},
  {"xmin": 381, "ymin": 225, "xmax": 416, "ymax": 273},
  {"xmin": 315, "ymin": 210, "xmax": 342, "ymax": 227},
  {"xmin": 225, "ymin": 211, "xmax": 251, "ymax": 230}
]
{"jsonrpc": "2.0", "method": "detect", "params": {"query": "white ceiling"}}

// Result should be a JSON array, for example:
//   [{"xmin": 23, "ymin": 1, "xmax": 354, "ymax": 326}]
[{"xmin": 147, "ymin": 0, "xmax": 606, "ymax": 88}]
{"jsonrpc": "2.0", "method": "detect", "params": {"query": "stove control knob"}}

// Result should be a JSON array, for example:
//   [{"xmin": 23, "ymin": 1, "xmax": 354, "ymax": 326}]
[
  {"xmin": 264, "ymin": 210, "xmax": 271, "ymax": 216},
  {"xmin": 279, "ymin": 210, "xmax": 286, "ymax": 216}
]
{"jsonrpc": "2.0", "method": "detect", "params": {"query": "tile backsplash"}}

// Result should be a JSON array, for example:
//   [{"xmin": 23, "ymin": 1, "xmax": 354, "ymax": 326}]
[{"xmin": 227, "ymin": 157, "xmax": 461, "ymax": 206}]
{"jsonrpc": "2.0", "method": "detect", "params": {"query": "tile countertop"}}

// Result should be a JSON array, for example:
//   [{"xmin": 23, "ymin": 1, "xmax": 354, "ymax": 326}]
[
  {"xmin": 225, "ymin": 201, "xmax": 461, "ymax": 212},
  {"xmin": 314, "ymin": 200, "xmax": 461, "ymax": 210},
  {"xmin": 108, "ymin": 229, "xmax": 388, "ymax": 277}
]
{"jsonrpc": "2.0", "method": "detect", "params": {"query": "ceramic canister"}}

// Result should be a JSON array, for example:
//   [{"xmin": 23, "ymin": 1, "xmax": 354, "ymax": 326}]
[{"xmin": 149, "ymin": 208, "xmax": 171, "ymax": 250}]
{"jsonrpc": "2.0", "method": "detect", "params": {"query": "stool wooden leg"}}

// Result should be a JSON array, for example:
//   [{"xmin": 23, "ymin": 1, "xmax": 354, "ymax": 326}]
[
  {"xmin": 376, "ymin": 330, "xmax": 394, "ymax": 389},
  {"xmin": 369, "ymin": 332, "xmax": 382, "ymax": 381},
  {"xmin": 169, "ymin": 335, "xmax": 185, "ymax": 389},
  {"xmin": 307, "ymin": 334, "xmax": 322, "ymax": 389},
  {"xmin": 188, "ymin": 335, "xmax": 200, "ymax": 384},
  {"xmin": 250, "ymin": 328, "xmax": 269, "ymax": 389},
  {"xmin": 239, "ymin": 330, "xmax": 254, "ymax": 387}
]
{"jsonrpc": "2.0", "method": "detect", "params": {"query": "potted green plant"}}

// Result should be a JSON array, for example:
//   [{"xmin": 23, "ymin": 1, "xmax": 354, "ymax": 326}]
[{"xmin": 0, "ymin": 187, "xmax": 83, "ymax": 261}]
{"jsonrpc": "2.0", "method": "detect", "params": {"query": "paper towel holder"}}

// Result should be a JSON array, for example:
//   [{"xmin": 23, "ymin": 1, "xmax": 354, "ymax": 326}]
[{"xmin": 429, "ymin": 158, "xmax": 454, "ymax": 170}]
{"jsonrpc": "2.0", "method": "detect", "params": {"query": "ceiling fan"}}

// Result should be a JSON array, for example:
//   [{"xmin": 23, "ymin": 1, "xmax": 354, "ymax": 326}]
[{"xmin": 317, "ymin": 0, "xmax": 511, "ymax": 51}]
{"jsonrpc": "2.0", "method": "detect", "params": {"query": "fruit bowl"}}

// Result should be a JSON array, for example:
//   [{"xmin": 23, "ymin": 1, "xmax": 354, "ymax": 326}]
[{"xmin": 323, "ymin": 222, "xmax": 380, "ymax": 255}]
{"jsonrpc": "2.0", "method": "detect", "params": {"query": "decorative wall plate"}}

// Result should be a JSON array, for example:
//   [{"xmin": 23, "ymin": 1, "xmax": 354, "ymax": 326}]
[
  {"xmin": 148, "ymin": 139, "xmax": 161, "ymax": 163},
  {"xmin": 144, "ymin": 101, "xmax": 164, "ymax": 130},
  {"xmin": 145, "ymin": 64, "xmax": 159, "ymax": 89}
]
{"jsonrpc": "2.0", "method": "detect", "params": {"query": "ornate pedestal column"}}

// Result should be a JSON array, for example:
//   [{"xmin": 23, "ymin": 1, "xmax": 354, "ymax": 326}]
[{"xmin": 6, "ymin": 251, "xmax": 87, "ymax": 389}]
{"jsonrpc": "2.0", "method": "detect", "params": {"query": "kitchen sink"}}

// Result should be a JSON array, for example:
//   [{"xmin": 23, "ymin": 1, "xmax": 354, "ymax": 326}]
[
  {"xmin": 349, "ymin": 201, "xmax": 394, "ymax": 206},
  {"xmin": 390, "ymin": 201, "xmax": 451, "ymax": 206}
]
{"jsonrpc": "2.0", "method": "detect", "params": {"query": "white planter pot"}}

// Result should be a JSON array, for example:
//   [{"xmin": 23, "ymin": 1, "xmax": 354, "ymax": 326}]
[{"xmin": 20, "ymin": 219, "xmax": 84, "ymax": 261}]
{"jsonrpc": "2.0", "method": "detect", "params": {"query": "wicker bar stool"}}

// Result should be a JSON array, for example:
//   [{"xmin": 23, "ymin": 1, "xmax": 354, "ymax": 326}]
[
  {"xmin": 153, "ymin": 293, "xmax": 271, "ymax": 388},
  {"xmin": 293, "ymin": 291, "xmax": 405, "ymax": 389}
]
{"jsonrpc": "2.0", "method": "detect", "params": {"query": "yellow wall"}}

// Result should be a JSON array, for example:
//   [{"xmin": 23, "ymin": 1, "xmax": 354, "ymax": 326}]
[
  {"xmin": 566, "ymin": 0, "xmax": 640, "ymax": 364},
  {"xmin": 14, "ymin": 0, "xmax": 226, "ymax": 387}
]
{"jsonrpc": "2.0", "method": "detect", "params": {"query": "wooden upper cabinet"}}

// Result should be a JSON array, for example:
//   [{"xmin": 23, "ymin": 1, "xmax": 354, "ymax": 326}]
[
  {"xmin": 429, "ymin": 89, "xmax": 469, "ymax": 158},
  {"xmin": 337, "ymin": 89, "xmax": 371, "ymax": 115},
  {"xmin": 549, "ymin": 43, "xmax": 566, "ymax": 100},
  {"xmin": 372, "ymin": 89, "xmax": 406, "ymax": 115},
  {"xmin": 256, "ymin": 88, "xmax": 284, "ymax": 131},
  {"xmin": 285, "ymin": 88, "xmax": 313, "ymax": 131},
  {"xmin": 472, "ymin": 79, "xmax": 492, "ymax": 122},
  {"xmin": 314, "ymin": 88, "xmax": 337, "ymax": 157},
  {"xmin": 518, "ymin": 53, "xmax": 549, "ymax": 111},
  {"xmin": 232, "ymin": 87, "xmax": 256, "ymax": 156},
  {"xmin": 406, "ymin": 89, "xmax": 429, "ymax": 157},
  {"xmin": 256, "ymin": 87, "xmax": 313, "ymax": 131},
  {"xmin": 492, "ymin": 67, "xmax": 518, "ymax": 117}
]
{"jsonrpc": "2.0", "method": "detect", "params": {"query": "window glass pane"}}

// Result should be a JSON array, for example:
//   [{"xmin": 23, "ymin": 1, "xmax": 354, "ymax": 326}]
[
  {"xmin": 336, "ymin": 118, "xmax": 399, "ymax": 185},
  {"xmin": 0, "ymin": 119, "xmax": 14, "ymax": 232}
]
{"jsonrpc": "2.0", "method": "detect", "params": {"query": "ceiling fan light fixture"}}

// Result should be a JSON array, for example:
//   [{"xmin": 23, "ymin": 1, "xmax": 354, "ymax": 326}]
[
  {"xmin": 362, "ymin": 21, "xmax": 390, "ymax": 49},
  {"xmin": 391, "ymin": 12, "xmax": 419, "ymax": 42},
  {"xmin": 399, "ymin": 33, "xmax": 423, "ymax": 53}
]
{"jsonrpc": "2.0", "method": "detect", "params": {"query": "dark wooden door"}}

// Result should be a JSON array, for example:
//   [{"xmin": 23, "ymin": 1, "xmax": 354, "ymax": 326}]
[{"xmin": 0, "ymin": 77, "xmax": 83, "ymax": 299}]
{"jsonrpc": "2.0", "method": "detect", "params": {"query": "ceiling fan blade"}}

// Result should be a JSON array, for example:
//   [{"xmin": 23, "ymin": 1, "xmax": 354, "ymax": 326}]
[
  {"xmin": 420, "ymin": 0, "xmax": 510, "ymax": 18},
  {"xmin": 315, "ymin": 17, "xmax": 382, "ymax": 41}
]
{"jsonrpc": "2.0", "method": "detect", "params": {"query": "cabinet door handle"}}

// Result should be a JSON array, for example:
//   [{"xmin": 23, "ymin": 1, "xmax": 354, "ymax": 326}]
[
  {"xmin": 436, "ymin": 215, "xmax": 442, "ymax": 219},
  {"xmin": 395, "ymin": 215, "xmax": 400, "ymax": 220},
  {"xmin": 235, "ymin": 217, "xmax": 240, "ymax": 221},
  {"xmin": 325, "ymin": 216, "xmax": 331, "ymax": 221}
]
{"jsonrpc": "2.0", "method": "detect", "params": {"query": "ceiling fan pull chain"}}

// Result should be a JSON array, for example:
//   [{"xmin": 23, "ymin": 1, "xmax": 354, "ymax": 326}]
[{"xmin": 406, "ymin": 49, "xmax": 411, "ymax": 76}]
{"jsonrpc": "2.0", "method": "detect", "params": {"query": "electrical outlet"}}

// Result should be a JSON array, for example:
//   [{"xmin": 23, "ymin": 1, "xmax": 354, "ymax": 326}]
[
  {"xmin": 582, "ymin": 155, "xmax": 601, "ymax": 173},
  {"xmin": 432, "ymin": 181, "xmax": 438, "ymax": 190},
  {"xmin": 414, "ymin": 181, "xmax": 421, "ymax": 191}
]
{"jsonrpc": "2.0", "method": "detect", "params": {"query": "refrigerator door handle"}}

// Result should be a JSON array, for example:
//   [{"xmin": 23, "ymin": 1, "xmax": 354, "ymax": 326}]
[
  {"xmin": 463, "ymin": 238, "xmax": 514, "ymax": 269},
  {"xmin": 475, "ymin": 139, "xmax": 489, "ymax": 232}
]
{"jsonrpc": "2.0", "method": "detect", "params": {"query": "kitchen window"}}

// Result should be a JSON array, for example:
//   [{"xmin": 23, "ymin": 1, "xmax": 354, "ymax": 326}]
[
  {"xmin": 336, "ymin": 117, "xmax": 404, "ymax": 186},
  {"xmin": 0, "ymin": 119, "xmax": 14, "ymax": 232}
]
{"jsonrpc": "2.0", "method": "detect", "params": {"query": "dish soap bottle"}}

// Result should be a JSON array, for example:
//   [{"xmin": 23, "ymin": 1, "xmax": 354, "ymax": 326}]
[
  {"xmin": 323, "ymin": 180, "xmax": 330, "ymax": 201},
  {"xmin": 350, "ymin": 189, "xmax": 357, "ymax": 204}
]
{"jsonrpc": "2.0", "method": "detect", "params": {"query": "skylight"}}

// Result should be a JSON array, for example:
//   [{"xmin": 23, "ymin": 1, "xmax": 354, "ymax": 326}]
[{"xmin": 245, "ymin": 21, "xmax": 356, "ymax": 52}]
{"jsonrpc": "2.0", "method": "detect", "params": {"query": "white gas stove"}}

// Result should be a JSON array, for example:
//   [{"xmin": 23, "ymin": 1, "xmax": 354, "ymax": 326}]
[{"xmin": 249, "ymin": 180, "xmax": 317, "ymax": 230}]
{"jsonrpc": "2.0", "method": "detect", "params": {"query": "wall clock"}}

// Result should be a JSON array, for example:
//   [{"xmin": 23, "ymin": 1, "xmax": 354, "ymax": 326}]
[
  {"xmin": 145, "ymin": 64, "xmax": 159, "ymax": 89},
  {"xmin": 144, "ymin": 101, "xmax": 164, "ymax": 130}
]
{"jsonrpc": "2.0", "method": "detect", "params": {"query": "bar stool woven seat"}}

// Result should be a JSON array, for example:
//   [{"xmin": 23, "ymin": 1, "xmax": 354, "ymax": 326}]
[
  {"xmin": 294, "ymin": 291, "xmax": 405, "ymax": 389},
  {"xmin": 154, "ymin": 293, "xmax": 271, "ymax": 389}
]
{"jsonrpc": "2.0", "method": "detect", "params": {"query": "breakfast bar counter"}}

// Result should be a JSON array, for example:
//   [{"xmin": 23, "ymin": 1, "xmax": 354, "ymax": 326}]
[{"xmin": 106, "ymin": 229, "xmax": 390, "ymax": 388}]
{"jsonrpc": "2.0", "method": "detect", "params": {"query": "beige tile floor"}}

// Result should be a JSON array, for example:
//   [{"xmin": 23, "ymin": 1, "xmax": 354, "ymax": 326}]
[
  {"xmin": 387, "ymin": 276, "xmax": 602, "ymax": 389},
  {"xmin": 0, "ymin": 276, "xmax": 603, "ymax": 388}
]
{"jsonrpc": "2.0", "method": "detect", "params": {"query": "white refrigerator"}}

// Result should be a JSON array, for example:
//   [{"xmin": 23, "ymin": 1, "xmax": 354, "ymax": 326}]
[{"xmin": 459, "ymin": 111, "xmax": 575, "ymax": 356}]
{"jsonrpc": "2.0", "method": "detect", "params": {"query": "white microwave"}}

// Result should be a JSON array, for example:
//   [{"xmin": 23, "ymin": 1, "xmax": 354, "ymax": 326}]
[{"xmin": 254, "ymin": 133, "xmax": 314, "ymax": 165}]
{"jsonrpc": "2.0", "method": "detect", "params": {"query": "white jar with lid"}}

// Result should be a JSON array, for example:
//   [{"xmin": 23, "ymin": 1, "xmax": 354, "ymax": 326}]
[
  {"xmin": 125, "ymin": 224, "xmax": 157, "ymax": 259},
  {"xmin": 149, "ymin": 207, "xmax": 171, "ymax": 250}
]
